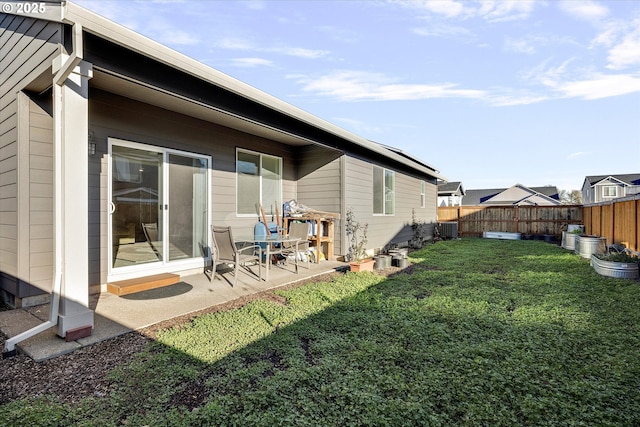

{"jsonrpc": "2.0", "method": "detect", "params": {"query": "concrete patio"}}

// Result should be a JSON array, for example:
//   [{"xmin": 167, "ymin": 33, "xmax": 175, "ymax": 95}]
[{"xmin": 0, "ymin": 260, "xmax": 347, "ymax": 361}]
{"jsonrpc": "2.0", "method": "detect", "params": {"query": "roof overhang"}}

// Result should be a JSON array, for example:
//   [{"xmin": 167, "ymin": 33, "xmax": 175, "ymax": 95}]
[{"xmin": 11, "ymin": 0, "xmax": 445, "ymax": 180}]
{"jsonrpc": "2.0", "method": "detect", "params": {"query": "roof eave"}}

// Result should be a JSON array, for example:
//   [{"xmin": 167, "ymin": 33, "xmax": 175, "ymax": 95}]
[{"xmin": 60, "ymin": 2, "xmax": 444, "ymax": 180}]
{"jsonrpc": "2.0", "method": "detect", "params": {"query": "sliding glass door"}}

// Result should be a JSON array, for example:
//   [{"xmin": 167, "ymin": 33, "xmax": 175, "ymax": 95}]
[
  {"xmin": 167, "ymin": 153, "xmax": 208, "ymax": 262},
  {"xmin": 109, "ymin": 139, "xmax": 209, "ymax": 276}
]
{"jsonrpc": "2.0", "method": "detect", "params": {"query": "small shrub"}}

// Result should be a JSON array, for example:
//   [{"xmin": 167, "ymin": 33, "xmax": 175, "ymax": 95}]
[
  {"xmin": 594, "ymin": 251, "xmax": 639, "ymax": 263},
  {"xmin": 345, "ymin": 208, "xmax": 368, "ymax": 262}
]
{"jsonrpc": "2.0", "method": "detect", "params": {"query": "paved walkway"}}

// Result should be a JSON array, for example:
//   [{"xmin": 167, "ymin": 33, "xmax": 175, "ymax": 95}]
[{"xmin": 0, "ymin": 260, "xmax": 347, "ymax": 361}]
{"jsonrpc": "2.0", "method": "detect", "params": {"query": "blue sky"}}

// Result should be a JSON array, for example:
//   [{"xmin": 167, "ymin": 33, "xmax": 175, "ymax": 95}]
[{"xmin": 75, "ymin": 0, "xmax": 640, "ymax": 192}]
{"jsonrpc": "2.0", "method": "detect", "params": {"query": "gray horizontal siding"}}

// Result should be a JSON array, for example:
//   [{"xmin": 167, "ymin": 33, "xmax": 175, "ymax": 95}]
[
  {"xmin": 296, "ymin": 145, "xmax": 343, "ymax": 254},
  {"xmin": 1, "ymin": 14, "xmax": 60, "ymax": 290},
  {"xmin": 343, "ymin": 156, "xmax": 437, "ymax": 255},
  {"xmin": 28, "ymin": 94, "xmax": 53, "ymax": 293},
  {"xmin": 89, "ymin": 89, "xmax": 299, "ymax": 285}
]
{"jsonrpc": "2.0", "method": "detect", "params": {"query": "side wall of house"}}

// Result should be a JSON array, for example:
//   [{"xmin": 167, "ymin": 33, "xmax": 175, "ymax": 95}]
[
  {"xmin": 295, "ymin": 145, "xmax": 343, "ymax": 255},
  {"xmin": 343, "ymin": 155, "xmax": 437, "ymax": 255},
  {"xmin": 1, "ymin": 14, "xmax": 60, "ymax": 303},
  {"xmin": 89, "ymin": 89, "xmax": 303, "ymax": 286}
]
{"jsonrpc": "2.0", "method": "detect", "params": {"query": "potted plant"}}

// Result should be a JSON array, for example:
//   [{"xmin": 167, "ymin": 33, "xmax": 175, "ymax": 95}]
[
  {"xmin": 345, "ymin": 208, "xmax": 374, "ymax": 272},
  {"xmin": 591, "ymin": 248, "xmax": 639, "ymax": 279}
]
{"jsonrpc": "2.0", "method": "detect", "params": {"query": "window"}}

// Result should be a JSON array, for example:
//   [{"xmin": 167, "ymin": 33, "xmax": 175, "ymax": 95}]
[
  {"xmin": 420, "ymin": 180, "xmax": 426, "ymax": 208},
  {"xmin": 602, "ymin": 186, "xmax": 618, "ymax": 197},
  {"xmin": 237, "ymin": 149, "xmax": 282, "ymax": 215},
  {"xmin": 373, "ymin": 166, "xmax": 395, "ymax": 215}
]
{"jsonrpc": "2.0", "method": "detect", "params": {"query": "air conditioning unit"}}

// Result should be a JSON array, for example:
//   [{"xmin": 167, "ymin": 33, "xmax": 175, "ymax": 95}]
[{"xmin": 438, "ymin": 222, "xmax": 458, "ymax": 239}]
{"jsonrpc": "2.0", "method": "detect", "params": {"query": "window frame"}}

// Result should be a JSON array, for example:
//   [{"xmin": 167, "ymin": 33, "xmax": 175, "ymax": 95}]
[
  {"xmin": 236, "ymin": 148, "xmax": 282, "ymax": 217},
  {"xmin": 420, "ymin": 180, "xmax": 426, "ymax": 208},
  {"xmin": 373, "ymin": 165, "xmax": 395, "ymax": 216},
  {"xmin": 602, "ymin": 185, "xmax": 618, "ymax": 198}
]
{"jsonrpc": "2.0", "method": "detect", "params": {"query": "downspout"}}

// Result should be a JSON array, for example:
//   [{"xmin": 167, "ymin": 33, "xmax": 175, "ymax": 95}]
[{"xmin": 3, "ymin": 23, "xmax": 83, "ymax": 357}]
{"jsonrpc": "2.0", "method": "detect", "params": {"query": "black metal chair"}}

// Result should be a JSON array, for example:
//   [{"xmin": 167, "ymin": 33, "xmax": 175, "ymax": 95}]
[{"xmin": 211, "ymin": 225, "xmax": 262, "ymax": 285}]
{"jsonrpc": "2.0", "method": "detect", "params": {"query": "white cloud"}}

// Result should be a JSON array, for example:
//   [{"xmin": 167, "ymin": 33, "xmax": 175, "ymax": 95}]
[
  {"xmin": 606, "ymin": 18, "xmax": 640, "ymax": 70},
  {"xmin": 229, "ymin": 58, "xmax": 274, "ymax": 68},
  {"xmin": 215, "ymin": 38, "xmax": 255, "ymax": 50},
  {"xmin": 567, "ymin": 152, "xmax": 588, "ymax": 160},
  {"xmin": 213, "ymin": 39, "xmax": 329, "ymax": 60},
  {"xmin": 412, "ymin": 23, "xmax": 474, "ymax": 39},
  {"xmin": 591, "ymin": 22, "xmax": 620, "ymax": 48},
  {"xmin": 556, "ymin": 73, "xmax": 640, "ymax": 100},
  {"xmin": 504, "ymin": 37, "xmax": 537, "ymax": 55},
  {"xmin": 154, "ymin": 28, "xmax": 200, "ymax": 46},
  {"xmin": 270, "ymin": 47, "xmax": 330, "ymax": 59},
  {"xmin": 488, "ymin": 93, "xmax": 549, "ymax": 107},
  {"xmin": 239, "ymin": 0, "xmax": 267, "ymax": 11},
  {"xmin": 398, "ymin": 0, "xmax": 536, "ymax": 22},
  {"xmin": 476, "ymin": 0, "xmax": 537, "ymax": 23},
  {"xmin": 412, "ymin": 0, "xmax": 466, "ymax": 18},
  {"xmin": 558, "ymin": 0, "xmax": 609, "ymax": 22},
  {"xmin": 296, "ymin": 70, "xmax": 486, "ymax": 101},
  {"xmin": 522, "ymin": 58, "xmax": 576, "ymax": 88},
  {"xmin": 333, "ymin": 117, "xmax": 384, "ymax": 135}
]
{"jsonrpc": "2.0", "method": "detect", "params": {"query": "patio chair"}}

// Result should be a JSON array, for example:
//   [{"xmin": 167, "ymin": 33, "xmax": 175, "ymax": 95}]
[
  {"xmin": 281, "ymin": 221, "xmax": 312, "ymax": 273},
  {"xmin": 211, "ymin": 225, "xmax": 262, "ymax": 285}
]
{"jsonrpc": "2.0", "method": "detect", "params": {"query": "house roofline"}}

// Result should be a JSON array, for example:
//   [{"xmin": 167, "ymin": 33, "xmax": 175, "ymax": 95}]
[{"xmin": 6, "ymin": 1, "xmax": 444, "ymax": 180}]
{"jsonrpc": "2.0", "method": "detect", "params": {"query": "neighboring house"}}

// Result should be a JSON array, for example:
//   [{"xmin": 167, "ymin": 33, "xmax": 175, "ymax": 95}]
[
  {"xmin": 437, "ymin": 181, "xmax": 465, "ymax": 206},
  {"xmin": 462, "ymin": 185, "xmax": 560, "ymax": 206},
  {"xmin": 581, "ymin": 174, "xmax": 640, "ymax": 204},
  {"xmin": 0, "ymin": 3, "xmax": 445, "ymax": 337}
]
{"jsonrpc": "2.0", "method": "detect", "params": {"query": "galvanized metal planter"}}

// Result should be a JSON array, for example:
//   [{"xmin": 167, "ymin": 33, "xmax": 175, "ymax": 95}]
[
  {"xmin": 561, "ymin": 231, "xmax": 578, "ymax": 250},
  {"xmin": 374, "ymin": 255, "xmax": 391, "ymax": 270},
  {"xmin": 591, "ymin": 255, "xmax": 639, "ymax": 279},
  {"xmin": 482, "ymin": 231, "xmax": 522, "ymax": 240},
  {"xmin": 575, "ymin": 235, "xmax": 606, "ymax": 259}
]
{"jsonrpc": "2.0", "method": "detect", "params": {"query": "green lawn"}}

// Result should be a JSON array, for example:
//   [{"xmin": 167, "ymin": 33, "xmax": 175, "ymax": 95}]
[{"xmin": 2, "ymin": 239, "xmax": 639, "ymax": 426}]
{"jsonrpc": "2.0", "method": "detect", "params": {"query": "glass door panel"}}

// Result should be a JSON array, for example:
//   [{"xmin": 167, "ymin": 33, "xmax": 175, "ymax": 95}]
[
  {"xmin": 167, "ymin": 154, "xmax": 208, "ymax": 261},
  {"xmin": 111, "ymin": 145, "xmax": 163, "ymax": 268}
]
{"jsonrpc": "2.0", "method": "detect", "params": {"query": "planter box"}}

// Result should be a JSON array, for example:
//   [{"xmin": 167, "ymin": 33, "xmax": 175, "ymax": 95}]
[
  {"xmin": 575, "ymin": 235, "xmax": 606, "ymax": 259},
  {"xmin": 349, "ymin": 259, "xmax": 375, "ymax": 272},
  {"xmin": 561, "ymin": 231, "xmax": 578, "ymax": 250},
  {"xmin": 483, "ymin": 231, "xmax": 521, "ymax": 240},
  {"xmin": 591, "ymin": 255, "xmax": 639, "ymax": 279}
]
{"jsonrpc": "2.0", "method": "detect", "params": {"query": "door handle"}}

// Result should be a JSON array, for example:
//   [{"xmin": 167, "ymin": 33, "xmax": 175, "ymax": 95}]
[{"xmin": 109, "ymin": 202, "xmax": 115, "ymax": 214}]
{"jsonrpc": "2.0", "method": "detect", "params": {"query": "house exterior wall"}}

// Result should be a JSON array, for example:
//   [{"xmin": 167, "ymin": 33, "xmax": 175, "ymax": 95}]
[
  {"xmin": 343, "ymin": 156, "xmax": 436, "ymax": 254},
  {"xmin": 591, "ymin": 180, "xmax": 635, "ymax": 204},
  {"xmin": 438, "ymin": 195, "xmax": 462, "ymax": 207},
  {"xmin": 1, "ymin": 14, "xmax": 61, "ymax": 303},
  {"xmin": 25, "ymin": 93, "xmax": 54, "ymax": 294},
  {"xmin": 89, "ymin": 89, "xmax": 305, "ymax": 286},
  {"xmin": 295, "ymin": 145, "xmax": 342, "ymax": 253}
]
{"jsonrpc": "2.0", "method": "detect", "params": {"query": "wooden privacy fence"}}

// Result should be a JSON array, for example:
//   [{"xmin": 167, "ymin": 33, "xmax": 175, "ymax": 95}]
[
  {"xmin": 583, "ymin": 195, "xmax": 639, "ymax": 252},
  {"xmin": 438, "ymin": 197, "xmax": 640, "ymax": 252},
  {"xmin": 437, "ymin": 205, "xmax": 583, "ymax": 238}
]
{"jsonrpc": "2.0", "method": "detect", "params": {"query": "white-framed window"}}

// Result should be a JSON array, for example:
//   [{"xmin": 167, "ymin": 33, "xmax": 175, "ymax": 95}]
[
  {"xmin": 373, "ymin": 166, "xmax": 395, "ymax": 215},
  {"xmin": 236, "ymin": 148, "xmax": 282, "ymax": 215},
  {"xmin": 602, "ymin": 186, "xmax": 618, "ymax": 198},
  {"xmin": 420, "ymin": 180, "xmax": 426, "ymax": 208}
]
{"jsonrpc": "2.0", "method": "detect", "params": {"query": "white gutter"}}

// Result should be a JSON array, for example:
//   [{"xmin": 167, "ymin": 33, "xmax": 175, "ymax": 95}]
[{"xmin": 3, "ymin": 23, "xmax": 83, "ymax": 356}]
